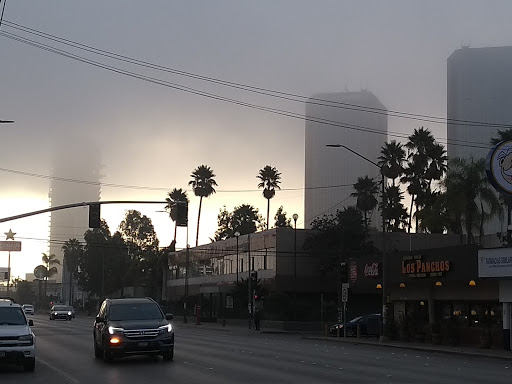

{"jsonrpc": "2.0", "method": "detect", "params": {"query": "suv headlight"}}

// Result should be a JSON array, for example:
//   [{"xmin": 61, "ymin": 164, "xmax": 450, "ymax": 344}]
[
  {"xmin": 19, "ymin": 334, "xmax": 34, "ymax": 345},
  {"xmin": 68, "ymin": 311, "xmax": 72, "ymax": 316},
  {"xmin": 108, "ymin": 326, "xmax": 124, "ymax": 335},
  {"xmin": 158, "ymin": 324, "xmax": 173, "ymax": 333}
]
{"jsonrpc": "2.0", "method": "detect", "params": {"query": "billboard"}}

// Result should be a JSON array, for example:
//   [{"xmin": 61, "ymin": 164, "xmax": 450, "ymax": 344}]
[
  {"xmin": 478, "ymin": 248, "xmax": 512, "ymax": 278},
  {"xmin": 0, "ymin": 241, "xmax": 21, "ymax": 252}
]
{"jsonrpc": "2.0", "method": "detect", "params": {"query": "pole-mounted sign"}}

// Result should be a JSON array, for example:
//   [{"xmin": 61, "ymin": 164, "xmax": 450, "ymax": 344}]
[{"xmin": 486, "ymin": 140, "xmax": 512, "ymax": 195}]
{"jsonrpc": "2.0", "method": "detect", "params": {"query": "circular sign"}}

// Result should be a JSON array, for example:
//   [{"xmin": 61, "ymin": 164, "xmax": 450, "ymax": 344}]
[
  {"xmin": 34, "ymin": 265, "xmax": 47, "ymax": 279},
  {"xmin": 486, "ymin": 140, "xmax": 512, "ymax": 195}
]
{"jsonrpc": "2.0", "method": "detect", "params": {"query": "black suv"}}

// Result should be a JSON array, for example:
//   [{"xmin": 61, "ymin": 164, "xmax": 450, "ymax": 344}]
[{"xmin": 93, "ymin": 298, "xmax": 174, "ymax": 362}]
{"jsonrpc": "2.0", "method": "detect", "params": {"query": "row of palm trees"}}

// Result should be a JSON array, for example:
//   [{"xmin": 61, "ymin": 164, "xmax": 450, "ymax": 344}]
[
  {"xmin": 164, "ymin": 164, "xmax": 282, "ymax": 246},
  {"xmin": 352, "ymin": 126, "xmax": 509, "ymax": 243}
]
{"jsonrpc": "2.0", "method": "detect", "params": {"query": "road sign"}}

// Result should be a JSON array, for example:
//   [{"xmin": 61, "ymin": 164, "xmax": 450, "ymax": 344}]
[
  {"xmin": 342, "ymin": 287, "xmax": 348, "ymax": 302},
  {"xmin": 0, "ymin": 241, "xmax": 21, "ymax": 252}
]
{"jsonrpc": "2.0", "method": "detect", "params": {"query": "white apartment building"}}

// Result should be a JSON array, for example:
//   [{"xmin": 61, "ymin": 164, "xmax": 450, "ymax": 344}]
[{"xmin": 304, "ymin": 91, "xmax": 388, "ymax": 228}]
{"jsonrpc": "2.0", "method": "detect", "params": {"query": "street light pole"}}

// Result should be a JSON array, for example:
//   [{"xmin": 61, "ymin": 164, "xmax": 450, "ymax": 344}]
[
  {"xmin": 247, "ymin": 233, "xmax": 252, "ymax": 329},
  {"xmin": 293, "ymin": 214, "xmax": 298, "ymax": 279},
  {"xmin": 235, "ymin": 231, "xmax": 240, "ymax": 282},
  {"xmin": 326, "ymin": 144, "xmax": 387, "ymax": 339}
]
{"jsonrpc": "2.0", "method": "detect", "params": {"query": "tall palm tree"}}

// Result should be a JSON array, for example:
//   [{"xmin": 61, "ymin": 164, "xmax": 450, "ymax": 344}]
[
  {"xmin": 62, "ymin": 239, "xmax": 82, "ymax": 305},
  {"xmin": 351, "ymin": 176, "xmax": 379, "ymax": 232},
  {"xmin": 41, "ymin": 252, "xmax": 60, "ymax": 300},
  {"xmin": 165, "ymin": 188, "xmax": 189, "ymax": 242},
  {"xmin": 380, "ymin": 185, "xmax": 409, "ymax": 232},
  {"xmin": 189, "ymin": 165, "xmax": 218, "ymax": 246},
  {"xmin": 444, "ymin": 157, "xmax": 502, "ymax": 244},
  {"xmin": 378, "ymin": 140, "xmax": 406, "ymax": 186},
  {"xmin": 401, "ymin": 127, "xmax": 439, "ymax": 232},
  {"xmin": 257, "ymin": 165, "xmax": 282, "ymax": 229}
]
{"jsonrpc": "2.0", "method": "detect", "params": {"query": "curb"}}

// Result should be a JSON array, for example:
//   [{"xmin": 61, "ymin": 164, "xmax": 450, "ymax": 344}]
[{"xmin": 303, "ymin": 336, "xmax": 512, "ymax": 362}]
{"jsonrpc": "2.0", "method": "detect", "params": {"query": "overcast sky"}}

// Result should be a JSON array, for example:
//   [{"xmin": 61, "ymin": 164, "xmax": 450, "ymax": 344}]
[{"xmin": 1, "ymin": 0, "xmax": 512, "ymax": 279}]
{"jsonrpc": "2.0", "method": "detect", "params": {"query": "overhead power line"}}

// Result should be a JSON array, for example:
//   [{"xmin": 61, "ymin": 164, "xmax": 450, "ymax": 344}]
[
  {"xmin": 0, "ymin": 29, "xmax": 495, "ymax": 150},
  {"xmin": 3, "ymin": 20, "xmax": 511, "ymax": 130},
  {"xmin": 0, "ymin": 166, "xmax": 354, "ymax": 193}
]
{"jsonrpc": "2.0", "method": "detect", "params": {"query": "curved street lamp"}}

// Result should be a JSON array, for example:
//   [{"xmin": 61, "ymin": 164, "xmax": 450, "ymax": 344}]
[{"xmin": 326, "ymin": 143, "xmax": 387, "ymax": 340}]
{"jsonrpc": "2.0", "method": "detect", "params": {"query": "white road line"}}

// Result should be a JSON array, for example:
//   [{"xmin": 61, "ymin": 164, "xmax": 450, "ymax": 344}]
[
  {"xmin": 183, "ymin": 361, "xmax": 214, "ymax": 370},
  {"xmin": 36, "ymin": 357, "xmax": 81, "ymax": 384}
]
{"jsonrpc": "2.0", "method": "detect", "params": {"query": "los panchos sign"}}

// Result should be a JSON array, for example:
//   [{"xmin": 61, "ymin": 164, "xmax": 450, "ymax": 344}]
[{"xmin": 401, "ymin": 255, "xmax": 450, "ymax": 278}]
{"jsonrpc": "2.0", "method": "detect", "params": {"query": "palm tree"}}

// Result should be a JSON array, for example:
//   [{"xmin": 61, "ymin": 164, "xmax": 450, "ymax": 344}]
[
  {"xmin": 189, "ymin": 165, "xmax": 218, "ymax": 246},
  {"xmin": 490, "ymin": 128, "xmax": 512, "ymax": 145},
  {"xmin": 62, "ymin": 239, "xmax": 82, "ymax": 305},
  {"xmin": 351, "ymin": 176, "xmax": 379, "ymax": 232},
  {"xmin": 443, "ymin": 157, "xmax": 502, "ymax": 244},
  {"xmin": 257, "ymin": 165, "xmax": 282, "ymax": 229},
  {"xmin": 380, "ymin": 185, "xmax": 409, "ymax": 232},
  {"xmin": 41, "ymin": 252, "xmax": 61, "ymax": 300},
  {"xmin": 378, "ymin": 140, "xmax": 406, "ymax": 186},
  {"xmin": 165, "ymin": 188, "xmax": 189, "ymax": 242}
]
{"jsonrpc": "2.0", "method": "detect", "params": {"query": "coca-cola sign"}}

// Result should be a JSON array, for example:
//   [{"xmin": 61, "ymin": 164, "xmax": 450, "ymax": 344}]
[{"xmin": 364, "ymin": 263, "xmax": 380, "ymax": 278}]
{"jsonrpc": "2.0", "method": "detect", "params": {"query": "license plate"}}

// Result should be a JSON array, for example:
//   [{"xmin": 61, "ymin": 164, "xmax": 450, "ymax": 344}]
[
  {"xmin": 0, "ymin": 351, "xmax": 5, "ymax": 358},
  {"xmin": 138, "ymin": 342, "xmax": 148, "ymax": 347}
]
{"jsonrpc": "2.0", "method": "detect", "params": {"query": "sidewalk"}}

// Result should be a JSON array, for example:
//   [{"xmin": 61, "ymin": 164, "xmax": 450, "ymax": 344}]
[{"xmin": 175, "ymin": 320, "xmax": 512, "ymax": 361}]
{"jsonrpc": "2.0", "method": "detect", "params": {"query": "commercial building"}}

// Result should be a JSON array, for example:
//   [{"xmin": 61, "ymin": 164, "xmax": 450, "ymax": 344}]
[{"xmin": 304, "ymin": 91, "xmax": 388, "ymax": 228}]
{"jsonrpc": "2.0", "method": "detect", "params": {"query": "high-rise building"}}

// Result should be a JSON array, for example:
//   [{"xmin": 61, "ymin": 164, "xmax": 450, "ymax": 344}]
[
  {"xmin": 304, "ymin": 91, "xmax": 388, "ymax": 228},
  {"xmin": 447, "ymin": 46, "xmax": 512, "ymax": 235},
  {"xmin": 447, "ymin": 46, "xmax": 512, "ymax": 160},
  {"xmin": 48, "ymin": 140, "xmax": 101, "ymax": 300}
]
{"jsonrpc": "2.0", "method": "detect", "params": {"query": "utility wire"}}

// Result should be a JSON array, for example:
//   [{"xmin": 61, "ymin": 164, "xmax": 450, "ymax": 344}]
[
  {"xmin": 3, "ymin": 19, "xmax": 511, "ymax": 129},
  {"xmin": 0, "ymin": 29, "xmax": 494, "ymax": 150},
  {"xmin": 0, "ymin": 166, "xmax": 354, "ymax": 192}
]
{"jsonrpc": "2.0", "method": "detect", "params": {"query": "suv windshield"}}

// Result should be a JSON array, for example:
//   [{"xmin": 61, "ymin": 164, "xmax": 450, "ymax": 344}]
[
  {"xmin": 53, "ymin": 306, "xmax": 69, "ymax": 311},
  {"xmin": 109, "ymin": 302, "xmax": 163, "ymax": 321},
  {"xmin": 0, "ymin": 307, "xmax": 27, "ymax": 325}
]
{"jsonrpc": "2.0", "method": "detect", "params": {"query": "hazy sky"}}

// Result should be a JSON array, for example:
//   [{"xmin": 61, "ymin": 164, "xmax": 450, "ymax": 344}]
[{"xmin": 1, "ymin": 0, "xmax": 512, "ymax": 279}]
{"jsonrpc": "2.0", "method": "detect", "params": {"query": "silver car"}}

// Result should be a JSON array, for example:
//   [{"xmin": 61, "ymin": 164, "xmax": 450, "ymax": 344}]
[
  {"xmin": 22, "ymin": 304, "xmax": 34, "ymax": 315},
  {"xmin": 49, "ymin": 305, "xmax": 73, "ymax": 320}
]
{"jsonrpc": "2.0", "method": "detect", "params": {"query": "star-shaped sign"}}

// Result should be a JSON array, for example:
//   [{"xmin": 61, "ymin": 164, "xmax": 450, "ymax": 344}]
[{"xmin": 4, "ymin": 229, "xmax": 16, "ymax": 240}]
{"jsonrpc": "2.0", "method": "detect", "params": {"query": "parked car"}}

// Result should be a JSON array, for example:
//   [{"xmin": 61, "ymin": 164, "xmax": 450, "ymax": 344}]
[
  {"xmin": 93, "ymin": 297, "xmax": 174, "ymax": 363},
  {"xmin": 22, "ymin": 304, "xmax": 35, "ymax": 315},
  {"xmin": 69, "ymin": 306, "xmax": 76, "ymax": 318},
  {"xmin": 49, "ymin": 305, "xmax": 73, "ymax": 320},
  {"xmin": 0, "ymin": 298, "xmax": 36, "ymax": 371},
  {"xmin": 330, "ymin": 314, "xmax": 382, "ymax": 337}
]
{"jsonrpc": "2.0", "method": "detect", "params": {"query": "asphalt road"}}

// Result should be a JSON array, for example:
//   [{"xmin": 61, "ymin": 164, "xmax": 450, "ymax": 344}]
[{"xmin": 0, "ymin": 314, "xmax": 511, "ymax": 383}]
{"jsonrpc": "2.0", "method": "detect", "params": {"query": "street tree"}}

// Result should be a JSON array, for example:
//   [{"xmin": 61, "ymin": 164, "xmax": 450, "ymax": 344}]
[
  {"xmin": 257, "ymin": 165, "xmax": 281, "ymax": 230},
  {"xmin": 41, "ymin": 252, "xmax": 60, "ymax": 299},
  {"xmin": 62, "ymin": 239, "xmax": 82, "ymax": 305},
  {"xmin": 378, "ymin": 140, "xmax": 406, "ymax": 186},
  {"xmin": 189, "ymin": 165, "xmax": 218, "ymax": 246},
  {"xmin": 351, "ymin": 176, "xmax": 379, "ymax": 232},
  {"xmin": 381, "ymin": 185, "xmax": 409, "ymax": 232},
  {"xmin": 443, "ymin": 157, "xmax": 502, "ymax": 244},
  {"xmin": 213, "ymin": 204, "xmax": 265, "ymax": 241},
  {"xmin": 164, "ymin": 188, "xmax": 189, "ymax": 242},
  {"xmin": 118, "ymin": 210, "xmax": 161, "ymax": 299},
  {"xmin": 274, "ymin": 206, "xmax": 292, "ymax": 228}
]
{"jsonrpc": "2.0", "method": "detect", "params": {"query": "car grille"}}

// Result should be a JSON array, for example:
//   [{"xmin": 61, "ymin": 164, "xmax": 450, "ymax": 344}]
[
  {"xmin": 123, "ymin": 329, "xmax": 159, "ymax": 339},
  {"xmin": 0, "ymin": 337, "xmax": 31, "ymax": 347}
]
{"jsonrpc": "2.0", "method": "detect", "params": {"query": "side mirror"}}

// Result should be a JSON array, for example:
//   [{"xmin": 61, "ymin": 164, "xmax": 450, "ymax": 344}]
[
  {"xmin": 28, "ymin": 320, "xmax": 34, "ymax": 326},
  {"xmin": 95, "ymin": 316, "xmax": 104, "ymax": 323},
  {"xmin": 165, "ymin": 313, "xmax": 174, "ymax": 321}
]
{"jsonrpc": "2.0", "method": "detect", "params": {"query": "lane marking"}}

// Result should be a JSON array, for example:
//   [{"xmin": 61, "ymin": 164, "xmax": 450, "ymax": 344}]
[
  {"xmin": 36, "ymin": 357, "xmax": 81, "ymax": 384},
  {"xmin": 183, "ymin": 361, "xmax": 214, "ymax": 370}
]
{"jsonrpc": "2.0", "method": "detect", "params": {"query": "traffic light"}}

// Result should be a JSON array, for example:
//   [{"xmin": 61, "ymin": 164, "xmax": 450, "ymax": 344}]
[
  {"xmin": 176, "ymin": 202, "xmax": 188, "ymax": 227},
  {"xmin": 250, "ymin": 271, "xmax": 258, "ymax": 286},
  {"xmin": 88, "ymin": 203, "xmax": 101, "ymax": 228}
]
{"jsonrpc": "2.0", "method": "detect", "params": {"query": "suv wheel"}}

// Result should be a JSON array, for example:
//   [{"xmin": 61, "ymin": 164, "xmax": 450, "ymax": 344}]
[
  {"xmin": 93, "ymin": 338, "xmax": 102, "ymax": 359},
  {"xmin": 23, "ymin": 357, "xmax": 36, "ymax": 372},
  {"xmin": 346, "ymin": 328, "xmax": 354, "ymax": 337},
  {"xmin": 103, "ymin": 344, "xmax": 113, "ymax": 363},
  {"xmin": 162, "ymin": 348, "xmax": 174, "ymax": 361}
]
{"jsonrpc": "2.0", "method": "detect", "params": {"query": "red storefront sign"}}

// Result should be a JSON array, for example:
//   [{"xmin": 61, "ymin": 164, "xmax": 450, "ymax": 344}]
[{"xmin": 364, "ymin": 263, "xmax": 380, "ymax": 278}]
